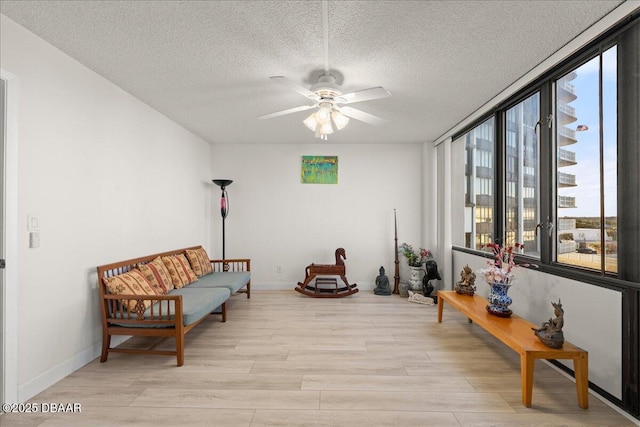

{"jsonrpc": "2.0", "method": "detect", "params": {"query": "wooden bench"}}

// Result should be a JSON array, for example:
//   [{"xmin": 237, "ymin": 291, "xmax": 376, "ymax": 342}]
[
  {"xmin": 97, "ymin": 247, "xmax": 250, "ymax": 366},
  {"xmin": 437, "ymin": 290, "xmax": 588, "ymax": 408}
]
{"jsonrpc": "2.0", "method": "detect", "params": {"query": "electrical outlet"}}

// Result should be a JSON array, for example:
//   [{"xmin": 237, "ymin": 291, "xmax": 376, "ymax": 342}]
[
  {"xmin": 276, "ymin": 265, "xmax": 282, "ymax": 273},
  {"xmin": 29, "ymin": 231, "xmax": 40, "ymax": 248}
]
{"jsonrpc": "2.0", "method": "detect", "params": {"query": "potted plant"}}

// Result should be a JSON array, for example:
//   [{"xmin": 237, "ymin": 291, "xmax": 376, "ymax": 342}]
[
  {"xmin": 478, "ymin": 240, "xmax": 533, "ymax": 317},
  {"xmin": 399, "ymin": 243, "xmax": 431, "ymax": 267},
  {"xmin": 399, "ymin": 243, "xmax": 432, "ymax": 293}
]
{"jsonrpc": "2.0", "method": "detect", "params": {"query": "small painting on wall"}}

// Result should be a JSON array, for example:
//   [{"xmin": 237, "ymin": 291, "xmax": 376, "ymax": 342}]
[{"xmin": 301, "ymin": 156, "xmax": 338, "ymax": 184}]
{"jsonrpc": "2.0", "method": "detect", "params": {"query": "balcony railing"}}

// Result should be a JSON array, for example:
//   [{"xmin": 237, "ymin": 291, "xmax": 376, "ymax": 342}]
[
  {"xmin": 558, "ymin": 127, "xmax": 576, "ymax": 141},
  {"xmin": 558, "ymin": 79, "xmax": 576, "ymax": 95},
  {"xmin": 558, "ymin": 195, "xmax": 576, "ymax": 208},
  {"xmin": 558, "ymin": 172, "xmax": 576, "ymax": 186},
  {"xmin": 557, "ymin": 102, "xmax": 576, "ymax": 117},
  {"xmin": 558, "ymin": 148, "xmax": 576, "ymax": 163}
]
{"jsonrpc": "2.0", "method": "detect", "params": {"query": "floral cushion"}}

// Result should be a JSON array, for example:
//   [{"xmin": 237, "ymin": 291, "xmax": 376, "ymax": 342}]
[
  {"xmin": 103, "ymin": 269, "xmax": 160, "ymax": 311},
  {"xmin": 162, "ymin": 254, "xmax": 198, "ymax": 288},
  {"xmin": 185, "ymin": 247, "xmax": 213, "ymax": 277},
  {"xmin": 138, "ymin": 257, "xmax": 174, "ymax": 294}
]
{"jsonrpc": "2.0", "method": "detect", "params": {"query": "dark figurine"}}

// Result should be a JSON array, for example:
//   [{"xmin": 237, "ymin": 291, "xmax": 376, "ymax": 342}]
[
  {"xmin": 422, "ymin": 259, "xmax": 442, "ymax": 301},
  {"xmin": 374, "ymin": 266, "xmax": 391, "ymax": 296},
  {"xmin": 532, "ymin": 300, "xmax": 565, "ymax": 349}
]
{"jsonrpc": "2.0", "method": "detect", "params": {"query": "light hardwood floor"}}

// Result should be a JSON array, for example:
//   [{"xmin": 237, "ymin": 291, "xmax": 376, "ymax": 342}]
[{"xmin": 2, "ymin": 290, "xmax": 636, "ymax": 426}]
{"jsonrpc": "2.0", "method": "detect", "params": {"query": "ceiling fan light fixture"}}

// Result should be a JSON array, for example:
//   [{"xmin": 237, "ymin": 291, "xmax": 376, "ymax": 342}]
[
  {"xmin": 331, "ymin": 110, "xmax": 349, "ymax": 130},
  {"xmin": 303, "ymin": 113, "xmax": 318, "ymax": 131},
  {"xmin": 319, "ymin": 121, "xmax": 334, "ymax": 135},
  {"xmin": 315, "ymin": 107, "xmax": 331, "ymax": 124},
  {"xmin": 305, "ymin": 106, "xmax": 344, "ymax": 140},
  {"xmin": 313, "ymin": 121, "xmax": 333, "ymax": 140}
]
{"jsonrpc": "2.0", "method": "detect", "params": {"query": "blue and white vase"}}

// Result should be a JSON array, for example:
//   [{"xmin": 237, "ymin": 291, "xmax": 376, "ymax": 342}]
[{"xmin": 486, "ymin": 282, "xmax": 513, "ymax": 317}]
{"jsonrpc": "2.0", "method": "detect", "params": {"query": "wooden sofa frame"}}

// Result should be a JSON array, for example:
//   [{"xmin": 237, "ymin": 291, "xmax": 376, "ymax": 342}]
[{"xmin": 97, "ymin": 246, "xmax": 251, "ymax": 366}]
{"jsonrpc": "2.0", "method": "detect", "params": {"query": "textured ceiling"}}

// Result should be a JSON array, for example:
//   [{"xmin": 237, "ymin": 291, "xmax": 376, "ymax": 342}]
[{"xmin": 0, "ymin": 0, "xmax": 628, "ymax": 144}]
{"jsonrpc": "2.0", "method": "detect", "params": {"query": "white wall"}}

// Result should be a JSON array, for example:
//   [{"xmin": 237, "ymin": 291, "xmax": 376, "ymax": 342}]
[
  {"xmin": 211, "ymin": 143, "xmax": 424, "ymax": 290},
  {"xmin": 1, "ymin": 16, "xmax": 213, "ymax": 401}
]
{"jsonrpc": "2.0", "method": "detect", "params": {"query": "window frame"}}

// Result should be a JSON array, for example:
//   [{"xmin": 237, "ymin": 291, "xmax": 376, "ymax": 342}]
[{"xmin": 452, "ymin": 19, "xmax": 636, "ymax": 291}]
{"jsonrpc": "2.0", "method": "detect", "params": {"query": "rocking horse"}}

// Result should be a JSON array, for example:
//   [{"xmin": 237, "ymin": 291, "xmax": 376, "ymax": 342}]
[{"xmin": 295, "ymin": 248, "xmax": 359, "ymax": 298}]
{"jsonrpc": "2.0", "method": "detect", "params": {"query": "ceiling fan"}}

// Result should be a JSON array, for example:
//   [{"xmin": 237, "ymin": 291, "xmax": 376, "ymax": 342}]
[
  {"xmin": 257, "ymin": 1, "xmax": 391, "ymax": 140},
  {"xmin": 258, "ymin": 75, "xmax": 391, "ymax": 140}
]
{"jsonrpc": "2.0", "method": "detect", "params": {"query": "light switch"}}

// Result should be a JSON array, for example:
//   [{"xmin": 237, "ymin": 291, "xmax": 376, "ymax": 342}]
[
  {"xmin": 27, "ymin": 214, "xmax": 40, "ymax": 231},
  {"xmin": 29, "ymin": 231, "xmax": 40, "ymax": 248}
]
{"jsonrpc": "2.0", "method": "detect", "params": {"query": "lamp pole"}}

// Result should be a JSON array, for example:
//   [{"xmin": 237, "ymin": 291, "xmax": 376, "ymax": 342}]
[{"xmin": 212, "ymin": 180, "xmax": 233, "ymax": 265}]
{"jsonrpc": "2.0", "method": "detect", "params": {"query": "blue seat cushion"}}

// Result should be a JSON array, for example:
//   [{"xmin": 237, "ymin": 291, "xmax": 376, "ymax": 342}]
[
  {"xmin": 171, "ymin": 287, "xmax": 230, "ymax": 325},
  {"xmin": 187, "ymin": 271, "xmax": 250, "ymax": 294},
  {"xmin": 111, "ymin": 287, "xmax": 230, "ymax": 327}
]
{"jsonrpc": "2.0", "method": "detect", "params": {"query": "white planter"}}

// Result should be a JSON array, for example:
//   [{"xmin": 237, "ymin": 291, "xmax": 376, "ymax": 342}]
[{"xmin": 408, "ymin": 265, "xmax": 424, "ymax": 291}]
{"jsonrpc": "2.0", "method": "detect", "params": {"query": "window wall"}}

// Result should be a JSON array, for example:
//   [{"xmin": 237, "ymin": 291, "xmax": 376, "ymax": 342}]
[
  {"xmin": 454, "ymin": 44, "xmax": 622, "ymax": 277},
  {"xmin": 450, "ymin": 16, "xmax": 639, "ymax": 418}
]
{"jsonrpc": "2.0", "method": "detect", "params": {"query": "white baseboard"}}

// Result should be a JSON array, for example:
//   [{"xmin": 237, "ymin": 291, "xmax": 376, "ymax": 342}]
[
  {"xmin": 17, "ymin": 336, "xmax": 129, "ymax": 403},
  {"xmin": 543, "ymin": 360, "xmax": 639, "ymax": 426}
]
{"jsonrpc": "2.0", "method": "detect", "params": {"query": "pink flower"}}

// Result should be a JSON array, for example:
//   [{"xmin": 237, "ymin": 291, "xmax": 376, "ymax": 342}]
[{"xmin": 477, "ymin": 241, "xmax": 535, "ymax": 284}]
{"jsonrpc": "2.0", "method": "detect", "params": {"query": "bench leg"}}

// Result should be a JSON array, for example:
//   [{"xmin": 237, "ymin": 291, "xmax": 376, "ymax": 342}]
[
  {"xmin": 176, "ymin": 331, "xmax": 185, "ymax": 367},
  {"xmin": 221, "ymin": 301, "xmax": 227, "ymax": 322},
  {"xmin": 521, "ymin": 352, "xmax": 535, "ymax": 407},
  {"xmin": 574, "ymin": 353, "xmax": 589, "ymax": 409},
  {"xmin": 100, "ymin": 332, "xmax": 111, "ymax": 363},
  {"xmin": 246, "ymin": 281, "xmax": 251, "ymax": 299},
  {"xmin": 437, "ymin": 296, "xmax": 444, "ymax": 323}
]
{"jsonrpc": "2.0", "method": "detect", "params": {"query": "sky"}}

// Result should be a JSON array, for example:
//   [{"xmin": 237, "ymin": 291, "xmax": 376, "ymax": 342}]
[{"xmin": 558, "ymin": 45, "xmax": 617, "ymax": 218}]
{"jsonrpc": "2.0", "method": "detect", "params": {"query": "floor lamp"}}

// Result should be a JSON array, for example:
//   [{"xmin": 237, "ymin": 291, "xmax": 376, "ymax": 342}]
[{"xmin": 213, "ymin": 179, "xmax": 232, "ymax": 269}]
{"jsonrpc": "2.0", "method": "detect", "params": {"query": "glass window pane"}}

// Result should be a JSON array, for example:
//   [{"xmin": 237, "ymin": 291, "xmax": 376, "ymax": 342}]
[
  {"xmin": 452, "ymin": 118, "xmax": 495, "ymax": 249},
  {"xmin": 555, "ymin": 47, "xmax": 617, "ymax": 273},
  {"xmin": 505, "ymin": 93, "xmax": 540, "ymax": 257},
  {"xmin": 603, "ymin": 46, "xmax": 617, "ymax": 273}
]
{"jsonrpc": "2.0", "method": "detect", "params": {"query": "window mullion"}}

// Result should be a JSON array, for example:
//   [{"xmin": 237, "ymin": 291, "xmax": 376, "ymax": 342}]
[
  {"xmin": 539, "ymin": 81, "xmax": 553, "ymax": 265},
  {"xmin": 494, "ymin": 111, "xmax": 505, "ymax": 243},
  {"xmin": 598, "ymin": 48, "xmax": 606, "ymax": 275}
]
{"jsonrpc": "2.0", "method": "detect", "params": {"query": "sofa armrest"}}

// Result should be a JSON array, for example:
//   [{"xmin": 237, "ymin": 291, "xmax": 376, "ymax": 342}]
[
  {"xmin": 209, "ymin": 258, "xmax": 251, "ymax": 273},
  {"xmin": 102, "ymin": 294, "xmax": 183, "ymax": 326}
]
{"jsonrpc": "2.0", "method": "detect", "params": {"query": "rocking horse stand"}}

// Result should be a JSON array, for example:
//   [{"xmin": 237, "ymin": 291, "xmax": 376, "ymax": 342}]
[{"xmin": 295, "ymin": 248, "xmax": 359, "ymax": 298}]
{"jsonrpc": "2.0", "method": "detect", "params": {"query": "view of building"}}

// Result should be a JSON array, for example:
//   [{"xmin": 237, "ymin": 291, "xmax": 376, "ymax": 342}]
[{"xmin": 556, "ymin": 71, "xmax": 579, "ymax": 254}]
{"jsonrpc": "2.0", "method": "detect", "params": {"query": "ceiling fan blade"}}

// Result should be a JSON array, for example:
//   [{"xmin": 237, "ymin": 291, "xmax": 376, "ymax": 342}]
[
  {"xmin": 270, "ymin": 76, "xmax": 320, "ymax": 101},
  {"xmin": 257, "ymin": 104, "xmax": 316, "ymax": 120},
  {"xmin": 337, "ymin": 87, "xmax": 391, "ymax": 104},
  {"xmin": 339, "ymin": 106, "xmax": 386, "ymax": 126}
]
